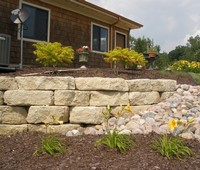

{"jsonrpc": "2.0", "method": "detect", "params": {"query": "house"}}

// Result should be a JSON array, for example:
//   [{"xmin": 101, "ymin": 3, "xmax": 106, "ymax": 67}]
[{"xmin": 0, "ymin": 0, "xmax": 142, "ymax": 68}]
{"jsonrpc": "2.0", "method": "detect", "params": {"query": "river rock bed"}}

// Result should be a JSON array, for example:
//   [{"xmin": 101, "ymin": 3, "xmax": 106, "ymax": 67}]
[{"xmin": 67, "ymin": 84, "xmax": 200, "ymax": 140}]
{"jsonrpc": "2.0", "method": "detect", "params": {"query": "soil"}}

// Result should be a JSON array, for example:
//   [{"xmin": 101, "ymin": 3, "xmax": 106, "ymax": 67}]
[
  {"xmin": 0, "ymin": 67, "xmax": 198, "ymax": 85},
  {"xmin": 0, "ymin": 132, "xmax": 200, "ymax": 170},
  {"xmin": 0, "ymin": 67, "xmax": 200, "ymax": 169}
]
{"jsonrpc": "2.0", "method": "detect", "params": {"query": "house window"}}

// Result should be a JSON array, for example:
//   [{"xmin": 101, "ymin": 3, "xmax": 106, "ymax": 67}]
[
  {"xmin": 115, "ymin": 32, "xmax": 127, "ymax": 48},
  {"xmin": 21, "ymin": 3, "xmax": 50, "ymax": 42},
  {"xmin": 92, "ymin": 24, "xmax": 109, "ymax": 52}
]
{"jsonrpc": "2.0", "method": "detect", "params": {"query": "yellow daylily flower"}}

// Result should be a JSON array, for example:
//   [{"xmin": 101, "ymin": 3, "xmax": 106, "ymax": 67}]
[
  {"xmin": 124, "ymin": 103, "xmax": 132, "ymax": 112},
  {"xmin": 168, "ymin": 119, "xmax": 178, "ymax": 131}
]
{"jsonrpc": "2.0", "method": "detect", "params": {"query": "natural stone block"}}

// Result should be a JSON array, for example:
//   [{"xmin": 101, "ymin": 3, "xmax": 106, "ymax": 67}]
[
  {"xmin": 129, "ymin": 92, "xmax": 160, "ymax": 105},
  {"xmin": 16, "ymin": 76, "xmax": 75, "ymax": 90},
  {"xmin": 160, "ymin": 92, "xmax": 174, "ymax": 101},
  {"xmin": 27, "ymin": 106, "xmax": 69, "ymax": 124},
  {"xmin": 151, "ymin": 79, "xmax": 177, "ymax": 92},
  {"xmin": 28, "ymin": 124, "xmax": 80, "ymax": 135},
  {"xmin": 90, "ymin": 91, "xmax": 129, "ymax": 106},
  {"xmin": 70, "ymin": 107, "xmax": 105, "ymax": 124},
  {"xmin": 126, "ymin": 79, "xmax": 152, "ymax": 92},
  {"xmin": 4, "ymin": 90, "xmax": 53, "ymax": 106},
  {"xmin": 0, "ymin": 106, "xmax": 27, "ymax": 124},
  {"xmin": 54, "ymin": 90, "xmax": 90, "ymax": 106},
  {"xmin": 75, "ymin": 77, "xmax": 128, "ymax": 91},
  {"xmin": 0, "ymin": 77, "xmax": 18, "ymax": 90},
  {"xmin": 0, "ymin": 124, "xmax": 27, "ymax": 135},
  {"xmin": 0, "ymin": 91, "xmax": 3, "ymax": 105}
]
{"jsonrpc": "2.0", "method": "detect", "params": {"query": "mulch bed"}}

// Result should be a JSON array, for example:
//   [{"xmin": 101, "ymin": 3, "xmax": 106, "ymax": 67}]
[
  {"xmin": 0, "ymin": 132, "xmax": 200, "ymax": 170},
  {"xmin": 0, "ymin": 67, "xmax": 198, "ymax": 85}
]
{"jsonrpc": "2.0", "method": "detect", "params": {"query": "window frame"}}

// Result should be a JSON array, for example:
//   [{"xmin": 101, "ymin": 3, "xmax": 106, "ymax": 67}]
[
  {"xmin": 19, "ymin": 1, "xmax": 51, "ymax": 42},
  {"xmin": 91, "ymin": 23, "xmax": 109, "ymax": 54},
  {"xmin": 115, "ymin": 31, "xmax": 127, "ymax": 48}
]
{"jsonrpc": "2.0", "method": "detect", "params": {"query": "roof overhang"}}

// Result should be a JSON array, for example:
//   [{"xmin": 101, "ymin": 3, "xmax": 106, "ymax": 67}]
[{"xmin": 40, "ymin": 0, "xmax": 143, "ymax": 30}]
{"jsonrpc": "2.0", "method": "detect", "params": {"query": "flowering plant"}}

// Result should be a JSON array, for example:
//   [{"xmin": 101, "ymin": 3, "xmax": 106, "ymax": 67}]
[
  {"xmin": 168, "ymin": 118, "xmax": 195, "ymax": 136},
  {"xmin": 76, "ymin": 46, "xmax": 90, "ymax": 55}
]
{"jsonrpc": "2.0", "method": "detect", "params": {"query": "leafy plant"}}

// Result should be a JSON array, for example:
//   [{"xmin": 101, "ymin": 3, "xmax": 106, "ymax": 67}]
[
  {"xmin": 33, "ymin": 135, "xmax": 66, "ymax": 156},
  {"xmin": 151, "ymin": 134, "xmax": 193, "ymax": 160},
  {"xmin": 104, "ymin": 47, "xmax": 147, "ymax": 70},
  {"xmin": 96, "ymin": 104, "xmax": 134, "ymax": 153},
  {"xmin": 96, "ymin": 129, "xmax": 133, "ymax": 153},
  {"xmin": 33, "ymin": 42, "xmax": 74, "ymax": 67},
  {"xmin": 34, "ymin": 115, "xmax": 66, "ymax": 156}
]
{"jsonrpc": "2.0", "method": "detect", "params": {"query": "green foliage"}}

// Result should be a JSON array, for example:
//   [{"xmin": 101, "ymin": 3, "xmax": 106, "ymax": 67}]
[
  {"xmin": 154, "ymin": 52, "xmax": 171, "ymax": 69},
  {"xmin": 151, "ymin": 134, "xmax": 193, "ymax": 160},
  {"xmin": 189, "ymin": 72, "xmax": 200, "ymax": 85},
  {"xmin": 33, "ymin": 42, "xmax": 74, "ymax": 67},
  {"xmin": 33, "ymin": 135, "xmax": 66, "ymax": 156},
  {"xmin": 95, "ymin": 130, "xmax": 133, "ymax": 153},
  {"xmin": 171, "ymin": 60, "xmax": 200, "ymax": 73},
  {"xmin": 104, "ymin": 47, "xmax": 147, "ymax": 68}
]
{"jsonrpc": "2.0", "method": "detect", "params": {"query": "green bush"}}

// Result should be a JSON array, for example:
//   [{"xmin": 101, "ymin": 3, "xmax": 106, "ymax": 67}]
[
  {"xmin": 33, "ymin": 42, "xmax": 74, "ymax": 67},
  {"xmin": 104, "ymin": 47, "xmax": 147, "ymax": 68},
  {"xmin": 151, "ymin": 134, "xmax": 193, "ymax": 160}
]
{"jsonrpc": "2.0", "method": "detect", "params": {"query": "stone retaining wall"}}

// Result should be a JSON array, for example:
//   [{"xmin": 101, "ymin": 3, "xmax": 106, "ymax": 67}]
[{"xmin": 0, "ymin": 76, "xmax": 177, "ymax": 135}]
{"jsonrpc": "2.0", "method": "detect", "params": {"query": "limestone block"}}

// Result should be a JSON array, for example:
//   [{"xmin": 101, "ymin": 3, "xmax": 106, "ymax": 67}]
[
  {"xmin": 0, "ymin": 91, "xmax": 3, "ymax": 105},
  {"xmin": 28, "ymin": 124, "xmax": 80, "ymax": 135},
  {"xmin": 90, "ymin": 91, "xmax": 129, "ymax": 106},
  {"xmin": 126, "ymin": 79, "xmax": 152, "ymax": 92},
  {"xmin": 151, "ymin": 79, "xmax": 177, "ymax": 92},
  {"xmin": 129, "ymin": 92, "xmax": 160, "ymax": 105},
  {"xmin": 16, "ymin": 76, "xmax": 75, "ymax": 90},
  {"xmin": 0, "ymin": 106, "xmax": 27, "ymax": 124},
  {"xmin": 0, "ymin": 124, "xmax": 27, "ymax": 135},
  {"xmin": 0, "ymin": 77, "xmax": 18, "ymax": 90},
  {"xmin": 160, "ymin": 92, "xmax": 174, "ymax": 101},
  {"xmin": 70, "ymin": 107, "xmax": 105, "ymax": 124},
  {"xmin": 27, "ymin": 106, "xmax": 69, "ymax": 124},
  {"xmin": 75, "ymin": 77, "xmax": 128, "ymax": 91},
  {"xmin": 54, "ymin": 90, "xmax": 90, "ymax": 106},
  {"xmin": 4, "ymin": 90, "xmax": 53, "ymax": 106},
  {"xmin": 112, "ymin": 105, "xmax": 152, "ymax": 118}
]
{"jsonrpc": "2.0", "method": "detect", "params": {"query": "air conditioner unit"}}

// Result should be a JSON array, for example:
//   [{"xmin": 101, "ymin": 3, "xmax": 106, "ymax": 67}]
[{"xmin": 0, "ymin": 33, "xmax": 11, "ymax": 66}]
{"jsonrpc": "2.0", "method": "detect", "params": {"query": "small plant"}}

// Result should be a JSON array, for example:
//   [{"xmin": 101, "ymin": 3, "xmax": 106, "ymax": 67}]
[
  {"xmin": 151, "ymin": 134, "xmax": 193, "ymax": 160},
  {"xmin": 34, "ymin": 115, "xmax": 66, "ymax": 156},
  {"xmin": 33, "ymin": 135, "xmax": 65, "ymax": 156},
  {"xmin": 95, "ymin": 104, "xmax": 134, "ymax": 153},
  {"xmin": 33, "ymin": 42, "xmax": 74, "ymax": 67},
  {"xmin": 76, "ymin": 46, "xmax": 90, "ymax": 55}
]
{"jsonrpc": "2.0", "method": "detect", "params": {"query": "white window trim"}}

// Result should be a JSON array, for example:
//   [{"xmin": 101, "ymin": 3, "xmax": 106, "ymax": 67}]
[
  {"xmin": 18, "ymin": 0, "xmax": 51, "ymax": 42},
  {"xmin": 91, "ymin": 22, "xmax": 110, "ymax": 54},
  {"xmin": 114, "ymin": 31, "xmax": 127, "ymax": 48}
]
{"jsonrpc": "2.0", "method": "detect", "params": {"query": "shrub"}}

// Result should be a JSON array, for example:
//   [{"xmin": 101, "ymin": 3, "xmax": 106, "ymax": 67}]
[
  {"xmin": 151, "ymin": 134, "xmax": 193, "ymax": 160},
  {"xmin": 171, "ymin": 60, "xmax": 200, "ymax": 73},
  {"xmin": 104, "ymin": 47, "xmax": 147, "ymax": 69},
  {"xmin": 33, "ymin": 42, "xmax": 74, "ymax": 67}
]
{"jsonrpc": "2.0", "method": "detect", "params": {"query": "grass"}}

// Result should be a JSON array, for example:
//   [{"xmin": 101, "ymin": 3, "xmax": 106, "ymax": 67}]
[
  {"xmin": 95, "ymin": 130, "xmax": 134, "ymax": 153},
  {"xmin": 33, "ymin": 135, "xmax": 66, "ymax": 156},
  {"xmin": 151, "ymin": 134, "xmax": 193, "ymax": 160},
  {"xmin": 189, "ymin": 72, "xmax": 200, "ymax": 85}
]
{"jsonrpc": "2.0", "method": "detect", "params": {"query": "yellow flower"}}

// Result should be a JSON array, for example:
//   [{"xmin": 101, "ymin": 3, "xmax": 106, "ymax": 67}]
[
  {"xmin": 107, "ymin": 105, "xmax": 110, "ymax": 110},
  {"xmin": 124, "ymin": 103, "xmax": 132, "ymax": 112},
  {"xmin": 187, "ymin": 119, "xmax": 194, "ymax": 123},
  {"xmin": 168, "ymin": 119, "xmax": 178, "ymax": 131}
]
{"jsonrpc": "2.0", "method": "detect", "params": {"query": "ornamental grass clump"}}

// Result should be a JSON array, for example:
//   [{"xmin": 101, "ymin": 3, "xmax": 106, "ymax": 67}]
[
  {"xmin": 95, "ymin": 104, "xmax": 134, "ymax": 153},
  {"xmin": 33, "ymin": 42, "xmax": 74, "ymax": 67},
  {"xmin": 151, "ymin": 118, "xmax": 194, "ymax": 160},
  {"xmin": 34, "ymin": 115, "xmax": 66, "ymax": 156}
]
